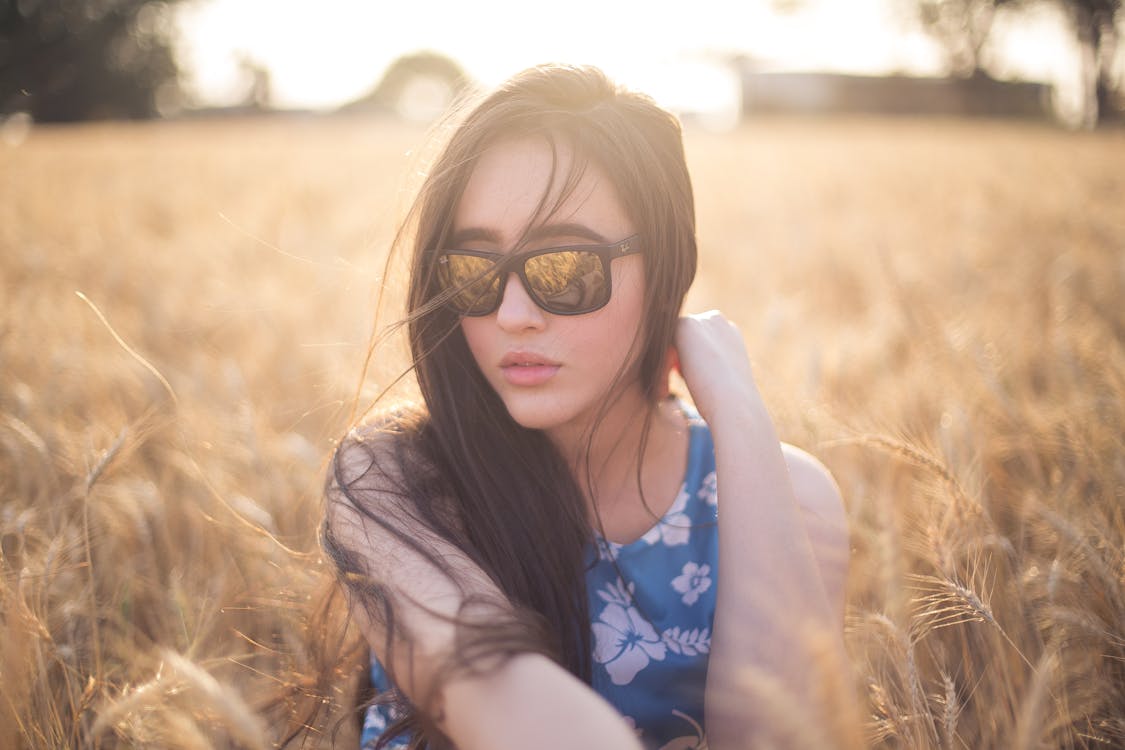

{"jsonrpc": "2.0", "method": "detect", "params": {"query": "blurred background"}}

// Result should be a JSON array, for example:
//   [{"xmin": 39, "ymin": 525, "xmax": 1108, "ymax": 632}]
[{"xmin": 1, "ymin": 0, "xmax": 1123, "ymax": 130}]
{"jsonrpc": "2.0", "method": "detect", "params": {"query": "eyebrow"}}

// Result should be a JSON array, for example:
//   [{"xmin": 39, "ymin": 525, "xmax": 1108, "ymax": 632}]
[{"xmin": 447, "ymin": 222, "xmax": 609, "ymax": 248}]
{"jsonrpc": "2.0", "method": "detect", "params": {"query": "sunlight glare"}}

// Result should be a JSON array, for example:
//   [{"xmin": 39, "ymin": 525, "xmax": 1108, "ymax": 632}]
[{"xmin": 177, "ymin": 0, "xmax": 1085, "ymax": 123}]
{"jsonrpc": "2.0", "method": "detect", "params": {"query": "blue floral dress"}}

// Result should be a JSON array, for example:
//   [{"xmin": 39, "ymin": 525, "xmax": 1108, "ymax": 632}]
[{"xmin": 361, "ymin": 415, "xmax": 718, "ymax": 750}]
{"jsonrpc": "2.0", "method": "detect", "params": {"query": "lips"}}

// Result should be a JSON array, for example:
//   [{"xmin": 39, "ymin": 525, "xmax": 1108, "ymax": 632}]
[
  {"xmin": 500, "ymin": 351, "xmax": 559, "ymax": 368},
  {"xmin": 499, "ymin": 351, "xmax": 561, "ymax": 386}
]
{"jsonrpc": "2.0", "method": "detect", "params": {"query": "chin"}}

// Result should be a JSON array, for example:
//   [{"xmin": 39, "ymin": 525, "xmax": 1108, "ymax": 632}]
[
  {"xmin": 501, "ymin": 394, "xmax": 582, "ymax": 433},
  {"xmin": 505, "ymin": 406, "xmax": 569, "ymax": 432}
]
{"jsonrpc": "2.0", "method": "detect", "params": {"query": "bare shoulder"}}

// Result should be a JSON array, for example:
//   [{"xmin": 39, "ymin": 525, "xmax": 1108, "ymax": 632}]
[
  {"xmin": 780, "ymin": 444, "xmax": 846, "ymax": 530},
  {"xmin": 781, "ymin": 443, "xmax": 850, "ymax": 619},
  {"xmin": 328, "ymin": 406, "xmax": 433, "ymax": 501},
  {"xmin": 331, "ymin": 421, "xmax": 405, "ymax": 489},
  {"xmin": 324, "ymin": 413, "xmax": 440, "ymax": 540},
  {"xmin": 323, "ymin": 418, "xmax": 508, "ymax": 710}
]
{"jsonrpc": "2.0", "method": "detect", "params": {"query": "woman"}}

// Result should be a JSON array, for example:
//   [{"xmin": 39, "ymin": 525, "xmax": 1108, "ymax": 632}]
[{"xmin": 323, "ymin": 63, "xmax": 849, "ymax": 750}]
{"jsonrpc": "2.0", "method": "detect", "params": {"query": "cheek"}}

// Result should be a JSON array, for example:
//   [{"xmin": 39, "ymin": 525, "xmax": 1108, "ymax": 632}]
[
  {"xmin": 611, "ymin": 268, "xmax": 647, "ymax": 346},
  {"xmin": 459, "ymin": 319, "xmax": 490, "ymax": 367},
  {"xmin": 582, "ymin": 285, "xmax": 647, "ymax": 368}
]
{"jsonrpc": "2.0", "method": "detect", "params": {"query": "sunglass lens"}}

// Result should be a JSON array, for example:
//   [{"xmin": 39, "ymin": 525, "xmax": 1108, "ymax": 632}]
[
  {"xmin": 523, "ymin": 250, "xmax": 607, "ymax": 313},
  {"xmin": 440, "ymin": 254, "xmax": 501, "ymax": 314}
]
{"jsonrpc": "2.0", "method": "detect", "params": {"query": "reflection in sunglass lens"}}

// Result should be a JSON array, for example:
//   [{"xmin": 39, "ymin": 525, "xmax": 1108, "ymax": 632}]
[
  {"xmin": 524, "ymin": 250, "xmax": 606, "ymax": 313},
  {"xmin": 439, "ymin": 254, "xmax": 500, "ymax": 314}
]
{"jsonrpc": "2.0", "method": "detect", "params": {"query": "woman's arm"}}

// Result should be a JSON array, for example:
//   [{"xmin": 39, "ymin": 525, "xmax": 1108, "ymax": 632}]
[
  {"xmin": 779, "ymin": 443, "xmax": 850, "ymax": 622},
  {"xmin": 326, "ymin": 431, "xmax": 642, "ymax": 750},
  {"xmin": 674, "ymin": 312, "xmax": 850, "ymax": 749}
]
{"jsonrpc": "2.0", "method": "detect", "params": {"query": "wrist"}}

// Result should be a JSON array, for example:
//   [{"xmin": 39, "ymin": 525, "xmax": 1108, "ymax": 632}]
[
  {"xmin": 697, "ymin": 379, "xmax": 767, "ymax": 423},
  {"xmin": 704, "ymin": 394, "xmax": 777, "ymax": 441}
]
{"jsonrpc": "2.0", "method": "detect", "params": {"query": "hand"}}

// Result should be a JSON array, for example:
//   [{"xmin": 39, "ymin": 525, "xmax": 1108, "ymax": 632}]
[{"xmin": 673, "ymin": 311, "xmax": 765, "ymax": 426}]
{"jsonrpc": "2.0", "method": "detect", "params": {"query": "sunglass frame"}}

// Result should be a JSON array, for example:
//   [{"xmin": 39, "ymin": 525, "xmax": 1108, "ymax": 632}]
[{"xmin": 436, "ymin": 234, "xmax": 641, "ymax": 317}]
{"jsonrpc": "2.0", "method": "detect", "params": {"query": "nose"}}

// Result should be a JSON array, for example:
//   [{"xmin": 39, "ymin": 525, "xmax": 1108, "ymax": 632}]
[{"xmin": 495, "ymin": 272, "xmax": 546, "ymax": 332}]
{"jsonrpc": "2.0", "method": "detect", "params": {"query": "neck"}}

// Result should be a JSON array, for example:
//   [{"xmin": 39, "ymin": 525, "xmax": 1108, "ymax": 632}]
[{"xmin": 546, "ymin": 386, "xmax": 686, "ymax": 515}]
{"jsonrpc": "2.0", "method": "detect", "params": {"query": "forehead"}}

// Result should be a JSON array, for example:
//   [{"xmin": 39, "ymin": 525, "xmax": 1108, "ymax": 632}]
[{"xmin": 452, "ymin": 136, "xmax": 634, "ymax": 248}]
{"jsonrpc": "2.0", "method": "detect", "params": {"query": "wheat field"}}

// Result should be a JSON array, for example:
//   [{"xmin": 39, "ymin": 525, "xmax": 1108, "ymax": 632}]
[{"xmin": 1, "ymin": 114, "xmax": 1123, "ymax": 748}]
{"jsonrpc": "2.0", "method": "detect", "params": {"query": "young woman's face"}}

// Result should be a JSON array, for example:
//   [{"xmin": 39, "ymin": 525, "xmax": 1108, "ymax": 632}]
[{"xmin": 453, "ymin": 137, "xmax": 646, "ymax": 438}]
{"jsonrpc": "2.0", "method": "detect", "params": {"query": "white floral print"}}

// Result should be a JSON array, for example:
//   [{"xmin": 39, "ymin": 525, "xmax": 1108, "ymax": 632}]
[
  {"xmin": 641, "ymin": 485, "xmax": 692, "ymax": 547},
  {"xmin": 594, "ymin": 535, "xmax": 622, "ymax": 562},
  {"xmin": 592, "ymin": 601, "xmax": 668, "ymax": 685},
  {"xmin": 671, "ymin": 561, "xmax": 712, "ymax": 606},
  {"xmin": 361, "ymin": 701, "xmax": 408, "ymax": 749},
  {"xmin": 362, "ymin": 706, "xmax": 387, "ymax": 735},
  {"xmin": 597, "ymin": 576, "xmax": 635, "ymax": 606},
  {"xmin": 698, "ymin": 470, "xmax": 717, "ymax": 506},
  {"xmin": 661, "ymin": 626, "xmax": 711, "ymax": 656}
]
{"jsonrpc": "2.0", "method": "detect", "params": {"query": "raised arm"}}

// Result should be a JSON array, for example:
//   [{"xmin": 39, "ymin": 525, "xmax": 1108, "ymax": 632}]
[
  {"xmin": 324, "ymin": 429, "xmax": 642, "ymax": 750},
  {"xmin": 674, "ymin": 312, "xmax": 851, "ymax": 748}
]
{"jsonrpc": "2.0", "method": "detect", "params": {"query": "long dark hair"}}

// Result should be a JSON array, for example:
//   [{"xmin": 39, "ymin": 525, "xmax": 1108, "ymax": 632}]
[{"xmin": 322, "ymin": 64, "xmax": 697, "ymax": 748}]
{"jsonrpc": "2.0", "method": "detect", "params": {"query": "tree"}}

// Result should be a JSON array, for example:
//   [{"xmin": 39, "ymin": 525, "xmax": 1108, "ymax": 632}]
[
  {"xmin": 0, "ymin": 0, "xmax": 184, "ymax": 121},
  {"xmin": 913, "ymin": 0, "xmax": 1024, "ymax": 77},
  {"xmin": 1055, "ymin": 0, "xmax": 1122, "ymax": 125},
  {"xmin": 911, "ymin": 0, "xmax": 1123, "ymax": 124},
  {"xmin": 342, "ymin": 51, "xmax": 473, "ymax": 122}
]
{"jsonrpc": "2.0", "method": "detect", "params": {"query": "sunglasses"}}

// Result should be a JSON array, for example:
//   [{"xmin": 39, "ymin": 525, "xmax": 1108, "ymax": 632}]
[{"xmin": 436, "ymin": 235, "xmax": 641, "ymax": 316}]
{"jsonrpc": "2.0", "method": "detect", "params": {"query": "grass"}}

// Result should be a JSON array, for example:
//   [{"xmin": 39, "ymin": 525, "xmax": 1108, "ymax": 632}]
[{"xmin": 1, "ymin": 114, "xmax": 1122, "ymax": 748}]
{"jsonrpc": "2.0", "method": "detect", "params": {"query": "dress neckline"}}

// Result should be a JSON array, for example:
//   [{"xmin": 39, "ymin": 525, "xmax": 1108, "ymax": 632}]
[{"xmin": 590, "ymin": 415, "xmax": 705, "ymax": 552}]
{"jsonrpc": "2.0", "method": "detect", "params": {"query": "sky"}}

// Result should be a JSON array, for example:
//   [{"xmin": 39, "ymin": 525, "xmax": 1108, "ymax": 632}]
[{"xmin": 175, "ymin": 0, "xmax": 1087, "ymax": 119}]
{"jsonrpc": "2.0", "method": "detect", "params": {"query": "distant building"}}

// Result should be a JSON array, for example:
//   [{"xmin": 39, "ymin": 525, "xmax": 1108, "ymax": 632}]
[{"xmin": 731, "ymin": 58, "xmax": 1054, "ymax": 121}]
